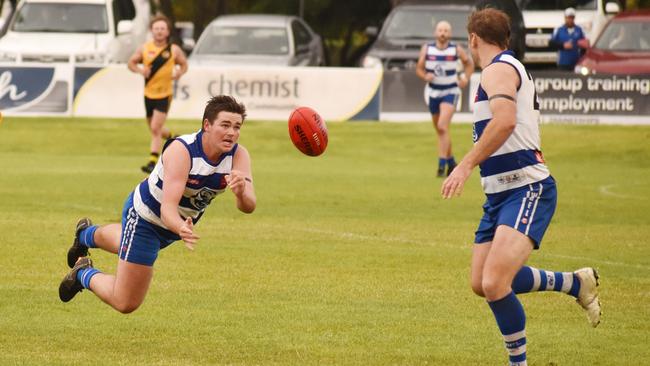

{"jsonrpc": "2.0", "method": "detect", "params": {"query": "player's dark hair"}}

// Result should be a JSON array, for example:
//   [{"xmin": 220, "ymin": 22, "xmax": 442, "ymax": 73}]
[
  {"xmin": 467, "ymin": 8, "xmax": 510, "ymax": 49},
  {"xmin": 202, "ymin": 95, "xmax": 247, "ymax": 130}
]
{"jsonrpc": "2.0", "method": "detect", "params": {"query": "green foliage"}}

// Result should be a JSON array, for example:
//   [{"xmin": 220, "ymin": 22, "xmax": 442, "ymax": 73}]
[
  {"xmin": 0, "ymin": 117, "xmax": 649, "ymax": 365},
  {"xmin": 626, "ymin": 0, "xmax": 650, "ymax": 9},
  {"xmin": 306, "ymin": 0, "xmax": 391, "ymax": 65}
]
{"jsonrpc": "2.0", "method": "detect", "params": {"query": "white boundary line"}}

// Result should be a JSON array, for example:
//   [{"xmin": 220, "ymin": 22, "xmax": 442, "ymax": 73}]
[
  {"xmin": 292, "ymin": 226, "xmax": 650, "ymax": 271},
  {"xmin": 598, "ymin": 184, "xmax": 648, "ymax": 200}
]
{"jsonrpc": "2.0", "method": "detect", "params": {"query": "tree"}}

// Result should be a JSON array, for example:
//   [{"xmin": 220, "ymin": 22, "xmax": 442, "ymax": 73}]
[
  {"xmin": 167, "ymin": 0, "xmax": 391, "ymax": 66},
  {"xmin": 157, "ymin": 0, "xmax": 179, "ymax": 43},
  {"xmin": 309, "ymin": 0, "xmax": 391, "ymax": 66},
  {"xmin": 191, "ymin": 0, "xmax": 227, "ymax": 45}
]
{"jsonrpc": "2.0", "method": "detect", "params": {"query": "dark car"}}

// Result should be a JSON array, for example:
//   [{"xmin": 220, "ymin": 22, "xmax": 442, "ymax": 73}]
[
  {"xmin": 575, "ymin": 10, "xmax": 650, "ymax": 75},
  {"xmin": 360, "ymin": 0, "xmax": 525, "ymax": 70}
]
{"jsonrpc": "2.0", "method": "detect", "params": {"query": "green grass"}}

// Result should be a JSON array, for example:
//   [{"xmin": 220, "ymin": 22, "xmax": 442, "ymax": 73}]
[{"xmin": 0, "ymin": 117, "xmax": 649, "ymax": 365}]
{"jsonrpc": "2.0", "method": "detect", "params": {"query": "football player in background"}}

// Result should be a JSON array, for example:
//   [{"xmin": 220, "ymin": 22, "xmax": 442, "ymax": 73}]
[
  {"xmin": 416, "ymin": 20, "xmax": 474, "ymax": 177},
  {"xmin": 128, "ymin": 14, "xmax": 188, "ymax": 173}
]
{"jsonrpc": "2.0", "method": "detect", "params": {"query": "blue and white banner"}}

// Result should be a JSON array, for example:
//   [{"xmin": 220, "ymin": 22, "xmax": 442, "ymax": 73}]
[{"xmin": 0, "ymin": 64, "xmax": 70, "ymax": 114}]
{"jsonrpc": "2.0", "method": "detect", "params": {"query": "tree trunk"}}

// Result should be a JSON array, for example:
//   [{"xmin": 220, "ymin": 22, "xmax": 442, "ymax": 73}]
[
  {"xmin": 338, "ymin": 26, "xmax": 354, "ymax": 66},
  {"xmin": 193, "ymin": 0, "xmax": 227, "ymax": 41},
  {"xmin": 157, "ymin": 0, "xmax": 181, "ymax": 45}
]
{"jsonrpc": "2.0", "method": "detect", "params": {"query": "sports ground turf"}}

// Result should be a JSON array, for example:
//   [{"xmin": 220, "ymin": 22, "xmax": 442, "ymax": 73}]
[{"xmin": 0, "ymin": 117, "xmax": 648, "ymax": 365}]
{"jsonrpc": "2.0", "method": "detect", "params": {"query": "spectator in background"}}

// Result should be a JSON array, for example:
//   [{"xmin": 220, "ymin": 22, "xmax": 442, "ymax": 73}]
[{"xmin": 550, "ymin": 7, "xmax": 587, "ymax": 71}]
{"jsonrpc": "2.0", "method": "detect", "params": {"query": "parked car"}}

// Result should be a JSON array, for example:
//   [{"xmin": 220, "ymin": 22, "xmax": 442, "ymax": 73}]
[
  {"xmin": 0, "ymin": 0, "xmax": 150, "ymax": 64},
  {"xmin": 189, "ymin": 14, "xmax": 325, "ymax": 67},
  {"xmin": 575, "ymin": 10, "xmax": 650, "ymax": 75},
  {"xmin": 0, "ymin": 0, "xmax": 150, "ymax": 63},
  {"xmin": 520, "ymin": 0, "xmax": 620, "ymax": 64},
  {"xmin": 361, "ymin": 0, "xmax": 525, "ymax": 70},
  {"xmin": 0, "ymin": 0, "xmax": 15, "ymax": 35}
]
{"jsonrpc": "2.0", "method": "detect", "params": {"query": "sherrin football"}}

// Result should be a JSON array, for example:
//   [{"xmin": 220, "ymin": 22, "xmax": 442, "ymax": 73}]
[{"xmin": 288, "ymin": 106, "xmax": 328, "ymax": 156}]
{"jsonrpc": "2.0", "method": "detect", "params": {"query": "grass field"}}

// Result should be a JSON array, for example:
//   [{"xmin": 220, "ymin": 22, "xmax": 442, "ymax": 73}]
[{"xmin": 0, "ymin": 116, "xmax": 649, "ymax": 365}]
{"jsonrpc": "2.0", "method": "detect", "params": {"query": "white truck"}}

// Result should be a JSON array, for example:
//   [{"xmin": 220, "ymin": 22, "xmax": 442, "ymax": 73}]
[
  {"xmin": 520, "ymin": 0, "xmax": 620, "ymax": 64},
  {"xmin": 0, "ymin": 0, "xmax": 149, "ymax": 64}
]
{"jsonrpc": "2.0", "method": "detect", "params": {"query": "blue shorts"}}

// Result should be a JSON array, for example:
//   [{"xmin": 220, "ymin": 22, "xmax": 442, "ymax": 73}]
[
  {"xmin": 474, "ymin": 177, "xmax": 557, "ymax": 249},
  {"xmin": 428, "ymin": 94, "xmax": 458, "ymax": 115},
  {"xmin": 119, "ymin": 193, "xmax": 180, "ymax": 266}
]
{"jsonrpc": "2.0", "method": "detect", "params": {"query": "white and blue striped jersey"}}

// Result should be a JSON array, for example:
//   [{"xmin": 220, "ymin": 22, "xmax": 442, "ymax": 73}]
[
  {"xmin": 472, "ymin": 50, "xmax": 549, "ymax": 195},
  {"xmin": 133, "ymin": 130, "xmax": 236, "ymax": 229},
  {"xmin": 424, "ymin": 42, "xmax": 460, "ymax": 99}
]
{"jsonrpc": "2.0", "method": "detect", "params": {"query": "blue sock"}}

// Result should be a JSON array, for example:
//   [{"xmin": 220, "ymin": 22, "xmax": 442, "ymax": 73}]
[
  {"xmin": 447, "ymin": 156, "xmax": 456, "ymax": 166},
  {"xmin": 76, "ymin": 268, "xmax": 101, "ymax": 289},
  {"xmin": 512, "ymin": 266, "xmax": 581, "ymax": 297},
  {"xmin": 78, "ymin": 225, "xmax": 98, "ymax": 248},
  {"xmin": 438, "ymin": 157, "xmax": 446, "ymax": 170},
  {"xmin": 488, "ymin": 292, "xmax": 527, "ymax": 366}
]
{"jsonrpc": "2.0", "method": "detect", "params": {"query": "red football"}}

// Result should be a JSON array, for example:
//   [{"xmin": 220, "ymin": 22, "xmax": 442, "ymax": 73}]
[{"xmin": 288, "ymin": 106, "xmax": 328, "ymax": 156}]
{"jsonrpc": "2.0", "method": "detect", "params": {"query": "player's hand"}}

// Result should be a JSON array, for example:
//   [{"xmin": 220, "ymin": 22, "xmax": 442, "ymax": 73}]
[
  {"xmin": 441, "ymin": 163, "xmax": 472, "ymax": 199},
  {"xmin": 172, "ymin": 69, "xmax": 180, "ymax": 81},
  {"xmin": 425, "ymin": 72, "xmax": 435, "ymax": 82},
  {"xmin": 225, "ymin": 170, "xmax": 249, "ymax": 198},
  {"xmin": 141, "ymin": 66, "xmax": 151, "ymax": 78},
  {"xmin": 563, "ymin": 41, "xmax": 573, "ymax": 50},
  {"xmin": 179, "ymin": 217, "xmax": 199, "ymax": 250}
]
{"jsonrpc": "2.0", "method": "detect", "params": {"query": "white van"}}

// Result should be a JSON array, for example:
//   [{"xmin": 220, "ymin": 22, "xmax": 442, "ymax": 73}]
[
  {"xmin": 0, "ymin": 0, "xmax": 149, "ymax": 64},
  {"xmin": 520, "ymin": 0, "xmax": 620, "ymax": 64}
]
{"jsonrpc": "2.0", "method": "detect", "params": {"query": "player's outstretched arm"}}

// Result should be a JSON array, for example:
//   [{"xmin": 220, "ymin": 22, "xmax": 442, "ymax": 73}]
[
  {"xmin": 441, "ymin": 62, "xmax": 518, "ymax": 199},
  {"xmin": 161, "ymin": 140, "xmax": 200, "ymax": 249},
  {"xmin": 227, "ymin": 145, "xmax": 256, "ymax": 214}
]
